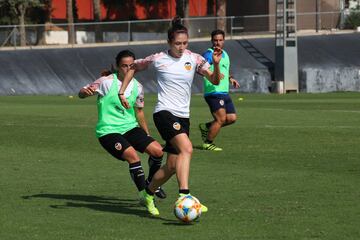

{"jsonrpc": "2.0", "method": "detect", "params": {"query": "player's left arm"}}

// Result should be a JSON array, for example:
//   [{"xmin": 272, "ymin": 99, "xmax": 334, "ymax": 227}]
[
  {"xmin": 135, "ymin": 107, "xmax": 150, "ymax": 135},
  {"xmin": 229, "ymin": 74, "xmax": 240, "ymax": 88},
  {"xmin": 134, "ymin": 82, "xmax": 150, "ymax": 135}
]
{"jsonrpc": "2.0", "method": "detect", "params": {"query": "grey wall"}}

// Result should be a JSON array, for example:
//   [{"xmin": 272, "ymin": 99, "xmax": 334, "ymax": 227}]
[{"xmin": 0, "ymin": 33, "xmax": 359, "ymax": 95}]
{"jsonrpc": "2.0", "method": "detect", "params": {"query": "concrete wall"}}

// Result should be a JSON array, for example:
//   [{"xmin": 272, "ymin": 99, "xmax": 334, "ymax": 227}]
[
  {"xmin": 0, "ymin": 33, "xmax": 359, "ymax": 95},
  {"xmin": 300, "ymin": 67, "xmax": 360, "ymax": 92}
]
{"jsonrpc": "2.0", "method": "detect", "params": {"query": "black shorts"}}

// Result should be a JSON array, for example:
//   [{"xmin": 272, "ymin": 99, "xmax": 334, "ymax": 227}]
[
  {"xmin": 98, "ymin": 127, "xmax": 155, "ymax": 161},
  {"xmin": 205, "ymin": 93, "xmax": 236, "ymax": 114},
  {"xmin": 153, "ymin": 110, "xmax": 189, "ymax": 154}
]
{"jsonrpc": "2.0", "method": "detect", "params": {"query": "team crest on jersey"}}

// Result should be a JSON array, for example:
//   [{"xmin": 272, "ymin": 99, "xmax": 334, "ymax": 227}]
[
  {"xmin": 173, "ymin": 122, "xmax": 181, "ymax": 130},
  {"xmin": 184, "ymin": 62, "xmax": 192, "ymax": 71},
  {"xmin": 219, "ymin": 100, "xmax": 225, "ymax": 106},
  {"xmin": 114, "ymin": 142, "xmax": 122, "ymax": 151}
]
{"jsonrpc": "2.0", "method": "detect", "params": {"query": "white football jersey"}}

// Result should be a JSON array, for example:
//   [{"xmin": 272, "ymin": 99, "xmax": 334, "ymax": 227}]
[{"xmin": 135, "ymin": 49, "xmax": 210, "ymax": 118}]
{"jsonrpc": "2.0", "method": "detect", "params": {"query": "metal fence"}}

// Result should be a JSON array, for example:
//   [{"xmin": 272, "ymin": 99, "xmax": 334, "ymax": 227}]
[{"xmin": 0, "ymin": 11, "xmax": 358, "ymax": 48}]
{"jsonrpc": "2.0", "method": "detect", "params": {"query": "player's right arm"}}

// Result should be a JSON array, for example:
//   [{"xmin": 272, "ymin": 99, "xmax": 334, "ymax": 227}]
[{"xmin": 78, "ymin": 78, "xmax": 101, "ymax": 98}]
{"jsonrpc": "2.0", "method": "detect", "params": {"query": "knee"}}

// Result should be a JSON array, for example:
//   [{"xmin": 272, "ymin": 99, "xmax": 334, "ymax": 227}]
[
  {"xmin": 216, "ymin": 116, "xmax": 227, "ymax": 126},
  {"xmin": 122, "ymin": 148, "xmax": 140, "ymax": 164},
  {"xmin": 167, "ymin": 164, "xmax": 176, "ymax": 174},
  {"xmin": 179, "ymin": 144, "xmax": 193, "ymax": 156},
  {"xmin": 148, "ymin": 142, "xmax": 164, "ymax": 158},
  {"xmin": 152, "ymin": 147, "xmax": 164, "ymax": 159},
  {"xmin": 166, "ymin": 160, "xmax": 176, "ymax": 174},
  {"xmin": 227, "ymin": 115, "xmax": 237, "ymax": 125}
]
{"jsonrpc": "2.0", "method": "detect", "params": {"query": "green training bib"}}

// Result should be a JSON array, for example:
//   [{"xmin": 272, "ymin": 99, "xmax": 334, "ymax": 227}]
[
  {"xmin": 96, "ymin": 74, "xmax": 139, "ymax": 137},
  {"xmin": 203, "ymin": 48, "xmax": 230, "ymax": 94}
]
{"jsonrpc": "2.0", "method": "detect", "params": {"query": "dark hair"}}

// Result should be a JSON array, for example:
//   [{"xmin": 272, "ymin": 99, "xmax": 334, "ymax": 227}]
[
  {"xmin": 100, "ymin": 50, "xmax": 135, "ymax": 76},
  {"xmin": 168, "ymin": 16, "xmax": 188, "ymax": 42},
  {"xmin": 115, "ymin": 50, "xmax": 135, "ymax": 67},
  {"xmin": 211, "ymin": 29, "xmax": 225, "ymax": 40}
]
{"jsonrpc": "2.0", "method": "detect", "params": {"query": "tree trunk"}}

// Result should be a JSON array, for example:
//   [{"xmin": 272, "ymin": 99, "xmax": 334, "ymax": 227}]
[
  {"xmin": 93, "ymin": 0, "xmax": 102, "ymax": 42},
  {"xmin": 66, "ymin": 0, "xmax": 75, "ymax": 44},
  {"xmin": 175, "ymin": 0, "xmax": 189, "ymax": 28},
  {"xmin": 18, "ymin": 4, "xmax": 26, "ymax": 46},
  {"xmin": 216, "ymin": 0, "xmax": 226, "ymax": 31},
  {"xmin": 207, "ymin": 0, "xmax": 214, "ymax": 15},
  {"xmin": 36, "ymin": 26, "xmax": 46, "ymax": 45}
]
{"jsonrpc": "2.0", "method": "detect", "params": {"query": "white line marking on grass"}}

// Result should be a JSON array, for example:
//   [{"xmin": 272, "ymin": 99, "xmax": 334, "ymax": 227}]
[
  {"xmin": 319, "ymin": 110, "xmax": 360, "ymax": 113},
  {"xmin": 264, "ymin": 125, "xmax": 360, "ymax": 129},
  {"xmin": 257, "ymin": 108, "xmax": 360, "ymax": 113},
  {"xmin": 1, "ymin": 122, "xmax": 91, "ymax": 128}
]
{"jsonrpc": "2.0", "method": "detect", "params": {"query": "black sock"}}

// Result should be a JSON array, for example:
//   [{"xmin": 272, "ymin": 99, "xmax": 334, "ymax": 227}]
[
  {"xmin": 205, "ymin": 122, "xmax": 212, "ymax": 129},
  {"xmin": 145, "ymin": 186, "xmax": 154, "ymax": 196},
  {"xmin": 179, "ymin": 189, "xmax": 190, "ymax": 195},
  {"xmin": 147, "ymin": 155, "xmax": 163, "ymax": 183},
  {"xmin": 205, "ymin": 139, "xmax": 213, "ymax": 144},
  {"xmin": 129, "ymin": 162, "xmax": 145, "ymax": 191}
]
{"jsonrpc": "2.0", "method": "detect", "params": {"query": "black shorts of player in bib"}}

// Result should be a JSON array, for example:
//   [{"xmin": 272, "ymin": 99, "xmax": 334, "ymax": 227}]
[
  {"xmin": 153, "ymin": 110, "xmax": 190, "ymax": 154},
  {"xmin": 98, "ymin": 127, "xmax": 155, "ymax": 161}
]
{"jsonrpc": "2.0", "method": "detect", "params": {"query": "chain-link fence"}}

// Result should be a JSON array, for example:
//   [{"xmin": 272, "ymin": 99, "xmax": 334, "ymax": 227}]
[{"xmin": 0, "ymin": 11, "xmax": 359, "ymax": 48}]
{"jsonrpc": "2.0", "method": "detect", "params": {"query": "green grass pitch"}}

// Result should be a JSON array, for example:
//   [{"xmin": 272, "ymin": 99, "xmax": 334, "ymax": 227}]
[{"xmin": 0, "ymin": 93, "xmax": 359, "ymax": 240}]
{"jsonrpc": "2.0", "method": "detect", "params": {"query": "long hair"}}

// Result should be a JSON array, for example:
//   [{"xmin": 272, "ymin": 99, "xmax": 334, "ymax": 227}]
[{"xmin": 167, "ymin": 16, "xmax": 188, "ymax": 42}]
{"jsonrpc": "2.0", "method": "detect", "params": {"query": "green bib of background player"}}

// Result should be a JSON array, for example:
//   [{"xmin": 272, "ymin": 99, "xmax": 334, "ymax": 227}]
[
  {"xmin": 96, "ymin": 74, "xmax": 138, "ymax": 137},
  {"xmin": 203, "ymin": 48, "xmax": 230, "ymax": 95}
]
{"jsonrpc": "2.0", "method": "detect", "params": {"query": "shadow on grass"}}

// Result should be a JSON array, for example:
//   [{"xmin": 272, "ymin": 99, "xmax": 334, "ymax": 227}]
[
  {"xmin": 193, "ymin": 145, "xmax": 206, "ymax": 150},
  {"xmin": 22, "ymin": 193, "xmax": 176, "ymax": 222}
]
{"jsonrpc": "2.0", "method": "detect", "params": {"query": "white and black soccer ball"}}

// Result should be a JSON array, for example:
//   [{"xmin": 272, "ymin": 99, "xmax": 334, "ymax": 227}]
[{"xmin": 174, "ymin": 195, "xmax": 202, "ymax": 223}]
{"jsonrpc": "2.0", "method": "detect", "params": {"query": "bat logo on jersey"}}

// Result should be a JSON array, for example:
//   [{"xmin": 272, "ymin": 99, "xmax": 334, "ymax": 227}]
[
  {"xmin": 184, "ymin": 62, "xmax": 192, "ymax": 71},
  {"xmin": 114, "ymin": 142, "xmax": 122, "ymax": 151},
  {"xmin": 219, "ymin": 100, "xmax": 224, "ymax": 106},
  {"xmin": 173, "ymin": 122, "xmax": 181, "ymax": 130}
]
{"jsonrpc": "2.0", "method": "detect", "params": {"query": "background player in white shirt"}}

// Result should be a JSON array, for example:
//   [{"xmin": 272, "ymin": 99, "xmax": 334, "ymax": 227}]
[{"xmin": 119, "ymin": 17, "xmax": 223, "ymax": 215}]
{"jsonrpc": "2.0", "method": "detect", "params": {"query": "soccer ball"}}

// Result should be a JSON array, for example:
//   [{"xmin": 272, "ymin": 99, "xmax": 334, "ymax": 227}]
[{"xmin": 174, "ymin": 195, "xmax": 202, "ymax": 223}]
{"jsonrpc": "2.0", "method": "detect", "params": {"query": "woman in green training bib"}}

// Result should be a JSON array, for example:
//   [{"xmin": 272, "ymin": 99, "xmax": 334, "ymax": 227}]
[{"xmin": 78, "ymin": 50, "xmax": 165, "ymax": 216}]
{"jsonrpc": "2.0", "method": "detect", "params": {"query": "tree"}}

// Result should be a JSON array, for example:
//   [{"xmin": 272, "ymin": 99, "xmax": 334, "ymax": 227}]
[
  {"xmin": 0, "ymin": 3, "xmax": 16, "ymax": 25},
  {"xmin": 102, "ymin": 0, "xmax": 137, "ymax": 41},
  {"xmin": 29, "ymin": 0, "xmax": 51, "ymax": 45},
  {"xmin": 216, "ymin": 0, "xmax": 226, "ymax": 31},
  {"xmin": 137, "ymin": 0, "xmax": 168, "ymax": 19},
  {"xmin": 0, "ymin": 0, "xmax": 43, "ymax": 46},
  {"xmin": 102, "ymin": 0, "xmax": 137, "ymax": 20},
  {"xmin": 93, "ymin": 0, "xmax": 102, "ymax": 42},
  {"xmin": 345, "ymin": 5, "xmax": 360, "ymax": 29},
  {"xmin": 175, "ymin": 0, "xmax": 189, "ymax": 28},
  {"xmin": 66, "ymin": 0, "xmax": 75, "ymax": 44},
  {"xmin": 206, "ymin": 0, "xmax": 214, "ymax": 16}
]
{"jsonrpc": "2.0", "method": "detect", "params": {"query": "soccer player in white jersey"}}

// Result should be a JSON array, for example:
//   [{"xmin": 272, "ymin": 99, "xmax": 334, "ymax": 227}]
[
  {"xmin": 78, "ymin": 50, "xmax": 165, "ymax": 216},
  {"xmin": 118, "ymin": 17, "xmax": 223, "ymax": 215}
]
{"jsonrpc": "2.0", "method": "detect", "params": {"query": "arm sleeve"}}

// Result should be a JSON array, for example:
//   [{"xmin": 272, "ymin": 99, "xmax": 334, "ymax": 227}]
[
  {"xmin": 202, "ymin": 50, "xmax": 213, "ymax": 65},
  {"xmin": 82, "ymin": 77, "xmax": 105, "ymax": 96},
  {"xmin": 134, "ymin": 54, "xmax": 156, "ymax": 71},
  {"xmin": 195, "ymin": 53, "xmax": 211, "ymax": 76}
]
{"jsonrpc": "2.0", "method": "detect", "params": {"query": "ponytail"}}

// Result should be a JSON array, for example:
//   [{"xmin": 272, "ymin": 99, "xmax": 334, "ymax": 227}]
[{"xmin": 168, "ymin": 16, "xmax": 188, "ymax": 42}]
